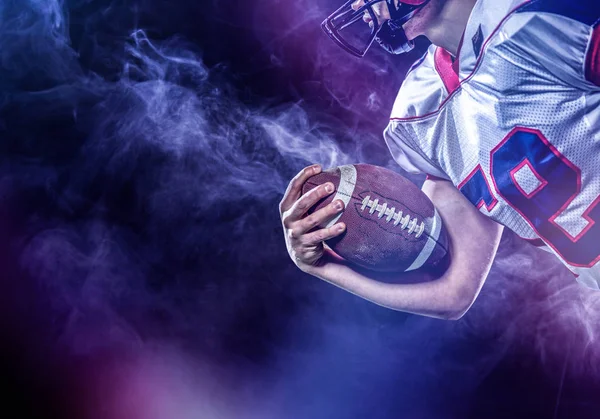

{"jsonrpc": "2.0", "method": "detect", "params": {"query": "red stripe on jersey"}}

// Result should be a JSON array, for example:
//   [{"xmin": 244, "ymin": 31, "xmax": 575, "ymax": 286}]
[
  {"xmin": 390, "ymin": 0, "xmax": 532, "ymax": 122},
  {"xmin": 434, "ymin": 47, "xmax": 460, "ymax": 95},
  {"xmin": 425, "ymin": 174, "xmax": 446, "ymax": 181},
  {"xmin": 523, "ymin": 237, "xmax": 546, "ymax": 247},
  {"xmin": 586, "ymin": 25, "xmax": 600, "ymax": 86}
]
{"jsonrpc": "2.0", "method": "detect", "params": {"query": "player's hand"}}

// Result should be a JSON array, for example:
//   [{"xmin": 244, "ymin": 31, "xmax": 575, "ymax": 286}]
[
  {"xmin": 351, "ymin": 0, "xmax": 390, "ymax": 27},
  {"xmin": 279, "ymin": 164, "xmax": 347, "ymax": 273}
]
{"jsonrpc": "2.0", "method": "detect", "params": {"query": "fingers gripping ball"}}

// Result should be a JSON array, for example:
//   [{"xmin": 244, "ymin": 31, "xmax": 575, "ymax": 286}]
[{"xmin": 302, "ymin": 164, "xmax": 449, "ymax": 272}]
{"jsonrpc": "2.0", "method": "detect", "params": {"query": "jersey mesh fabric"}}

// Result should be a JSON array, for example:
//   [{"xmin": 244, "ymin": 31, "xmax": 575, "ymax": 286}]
[
  {"xmin": 512, "ymin": 164, "xmax": 542, "ymax": 195},
  {"xmin": 384, "ymin": 0, "xmax": 600, "ymax": 288}
]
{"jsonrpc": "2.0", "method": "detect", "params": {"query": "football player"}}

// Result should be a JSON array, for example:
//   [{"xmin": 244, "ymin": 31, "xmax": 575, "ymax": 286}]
[{"xmin": 279, "ymin": 0, "xmax": 600, "ymax": 319}]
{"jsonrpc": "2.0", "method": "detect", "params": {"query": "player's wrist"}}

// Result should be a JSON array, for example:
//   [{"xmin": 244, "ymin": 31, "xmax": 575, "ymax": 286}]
[{"xmin": 297, "ymin": 248, "xmax": 337, "ymax": 277}]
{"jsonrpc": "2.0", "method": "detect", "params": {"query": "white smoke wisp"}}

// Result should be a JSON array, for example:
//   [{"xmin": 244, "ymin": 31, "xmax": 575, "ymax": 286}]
[
  {"xmin": 114, "ymin": 29, "xmax": 369, "ymax": 202},
  {"xmin": 3, "ymin": 0, "xmax": 385, "ymax": 360},
  {"xmin": 527, "ymin": 280, "xmax": 600, "ymax": 372},
  {"xmin": 245, "ymin": 0, "xmax": 417, "ymax": 120},
  {"xmin": 462, "ymin": 231, "xmax": 600, "ymax": 378}
]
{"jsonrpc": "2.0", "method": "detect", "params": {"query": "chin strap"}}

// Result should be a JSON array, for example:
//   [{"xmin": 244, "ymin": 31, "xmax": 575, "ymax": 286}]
[{"xmin": 375, "ymin": 20, "xmax": 414, "ymax": 54}]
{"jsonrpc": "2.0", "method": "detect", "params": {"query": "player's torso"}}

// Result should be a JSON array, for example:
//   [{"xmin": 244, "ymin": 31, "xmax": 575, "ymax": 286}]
[{"xmin": 385, "ymin": 0, "xmax": 600, "ymax": 285}]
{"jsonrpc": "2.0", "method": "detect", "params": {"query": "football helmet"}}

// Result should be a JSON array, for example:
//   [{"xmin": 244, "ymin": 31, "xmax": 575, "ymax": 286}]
[{"xmin": 322, "ymin": 0, "xmax": 430, "ymax": 57}]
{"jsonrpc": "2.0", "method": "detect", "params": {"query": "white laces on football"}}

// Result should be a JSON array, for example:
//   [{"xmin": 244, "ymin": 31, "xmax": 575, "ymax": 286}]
[{"xmin": 360, "ymin": 195, "xmax": 425, "ymax": 238}]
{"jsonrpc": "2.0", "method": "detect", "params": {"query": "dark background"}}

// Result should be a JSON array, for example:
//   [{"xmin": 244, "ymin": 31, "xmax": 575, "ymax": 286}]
[{"xmin": 1, "ymin": 1, "xmax": 600, "ymax": 418}]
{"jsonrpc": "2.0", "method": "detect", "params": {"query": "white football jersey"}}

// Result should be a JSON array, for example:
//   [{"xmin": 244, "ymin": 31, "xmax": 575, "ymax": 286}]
[{"xmin": 384, "ymin": 0, "xmax": 600, "ymax": 288}]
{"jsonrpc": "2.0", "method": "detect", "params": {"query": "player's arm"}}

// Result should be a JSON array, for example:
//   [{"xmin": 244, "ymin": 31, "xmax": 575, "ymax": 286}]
[{"xmin": 280, "ymin": 166, "xmax": 503, "ymax": 320}]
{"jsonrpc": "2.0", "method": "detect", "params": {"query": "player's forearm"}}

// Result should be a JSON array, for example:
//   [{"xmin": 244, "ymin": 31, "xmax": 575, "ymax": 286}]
[
  {"xmin": 308, "ymin": 250, "xmax": 471, "ymax": 320},
  {"xmin": 306, "ymin": 190, "xmax": 503, "ymax": 320}
]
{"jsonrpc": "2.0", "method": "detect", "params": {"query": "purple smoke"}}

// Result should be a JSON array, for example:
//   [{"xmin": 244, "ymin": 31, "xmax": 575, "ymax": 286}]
[{"xmin": 1, "ymin": 0, "xmax": 599, "ymax": 418}]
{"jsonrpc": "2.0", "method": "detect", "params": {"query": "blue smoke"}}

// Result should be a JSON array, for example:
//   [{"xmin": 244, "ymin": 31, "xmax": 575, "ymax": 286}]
[{"xmin": 1, "ymin": 1, "xmax": 600, "ymax": 418}]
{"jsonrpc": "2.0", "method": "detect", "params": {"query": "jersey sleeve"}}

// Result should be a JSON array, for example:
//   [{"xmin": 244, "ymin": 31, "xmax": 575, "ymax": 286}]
[
  {"xmin": 505, "ymin": 1, "xmax": 600, "ymax": 91},
  {"xmin": 383, "ymin": 46, "xmax": 451, "ymax": 180},
  {"xmin": 383, "ymin": 121, "xmax": 450, "ymax": 179}
]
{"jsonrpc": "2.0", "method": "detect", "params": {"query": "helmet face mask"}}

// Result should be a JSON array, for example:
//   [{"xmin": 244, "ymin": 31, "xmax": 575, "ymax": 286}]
[
  {"xmin": 321, "ymin": 0, "xmax": 430, "ymax": 57},
  {"xmin": 321, "ymin": 0, "xmax": 385, "ymax": 58}
]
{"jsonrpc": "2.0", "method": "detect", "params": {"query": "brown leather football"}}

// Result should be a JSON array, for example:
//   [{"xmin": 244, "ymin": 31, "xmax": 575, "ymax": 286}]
[{"xmin": 302, "ymin": 164, "xmax": 448, "ymax": 272}]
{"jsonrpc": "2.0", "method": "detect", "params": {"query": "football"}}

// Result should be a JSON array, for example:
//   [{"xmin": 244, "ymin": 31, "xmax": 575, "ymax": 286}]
[{"xmin": 302, "ymin": 164, "xmax": 449, "ymax": 273}]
